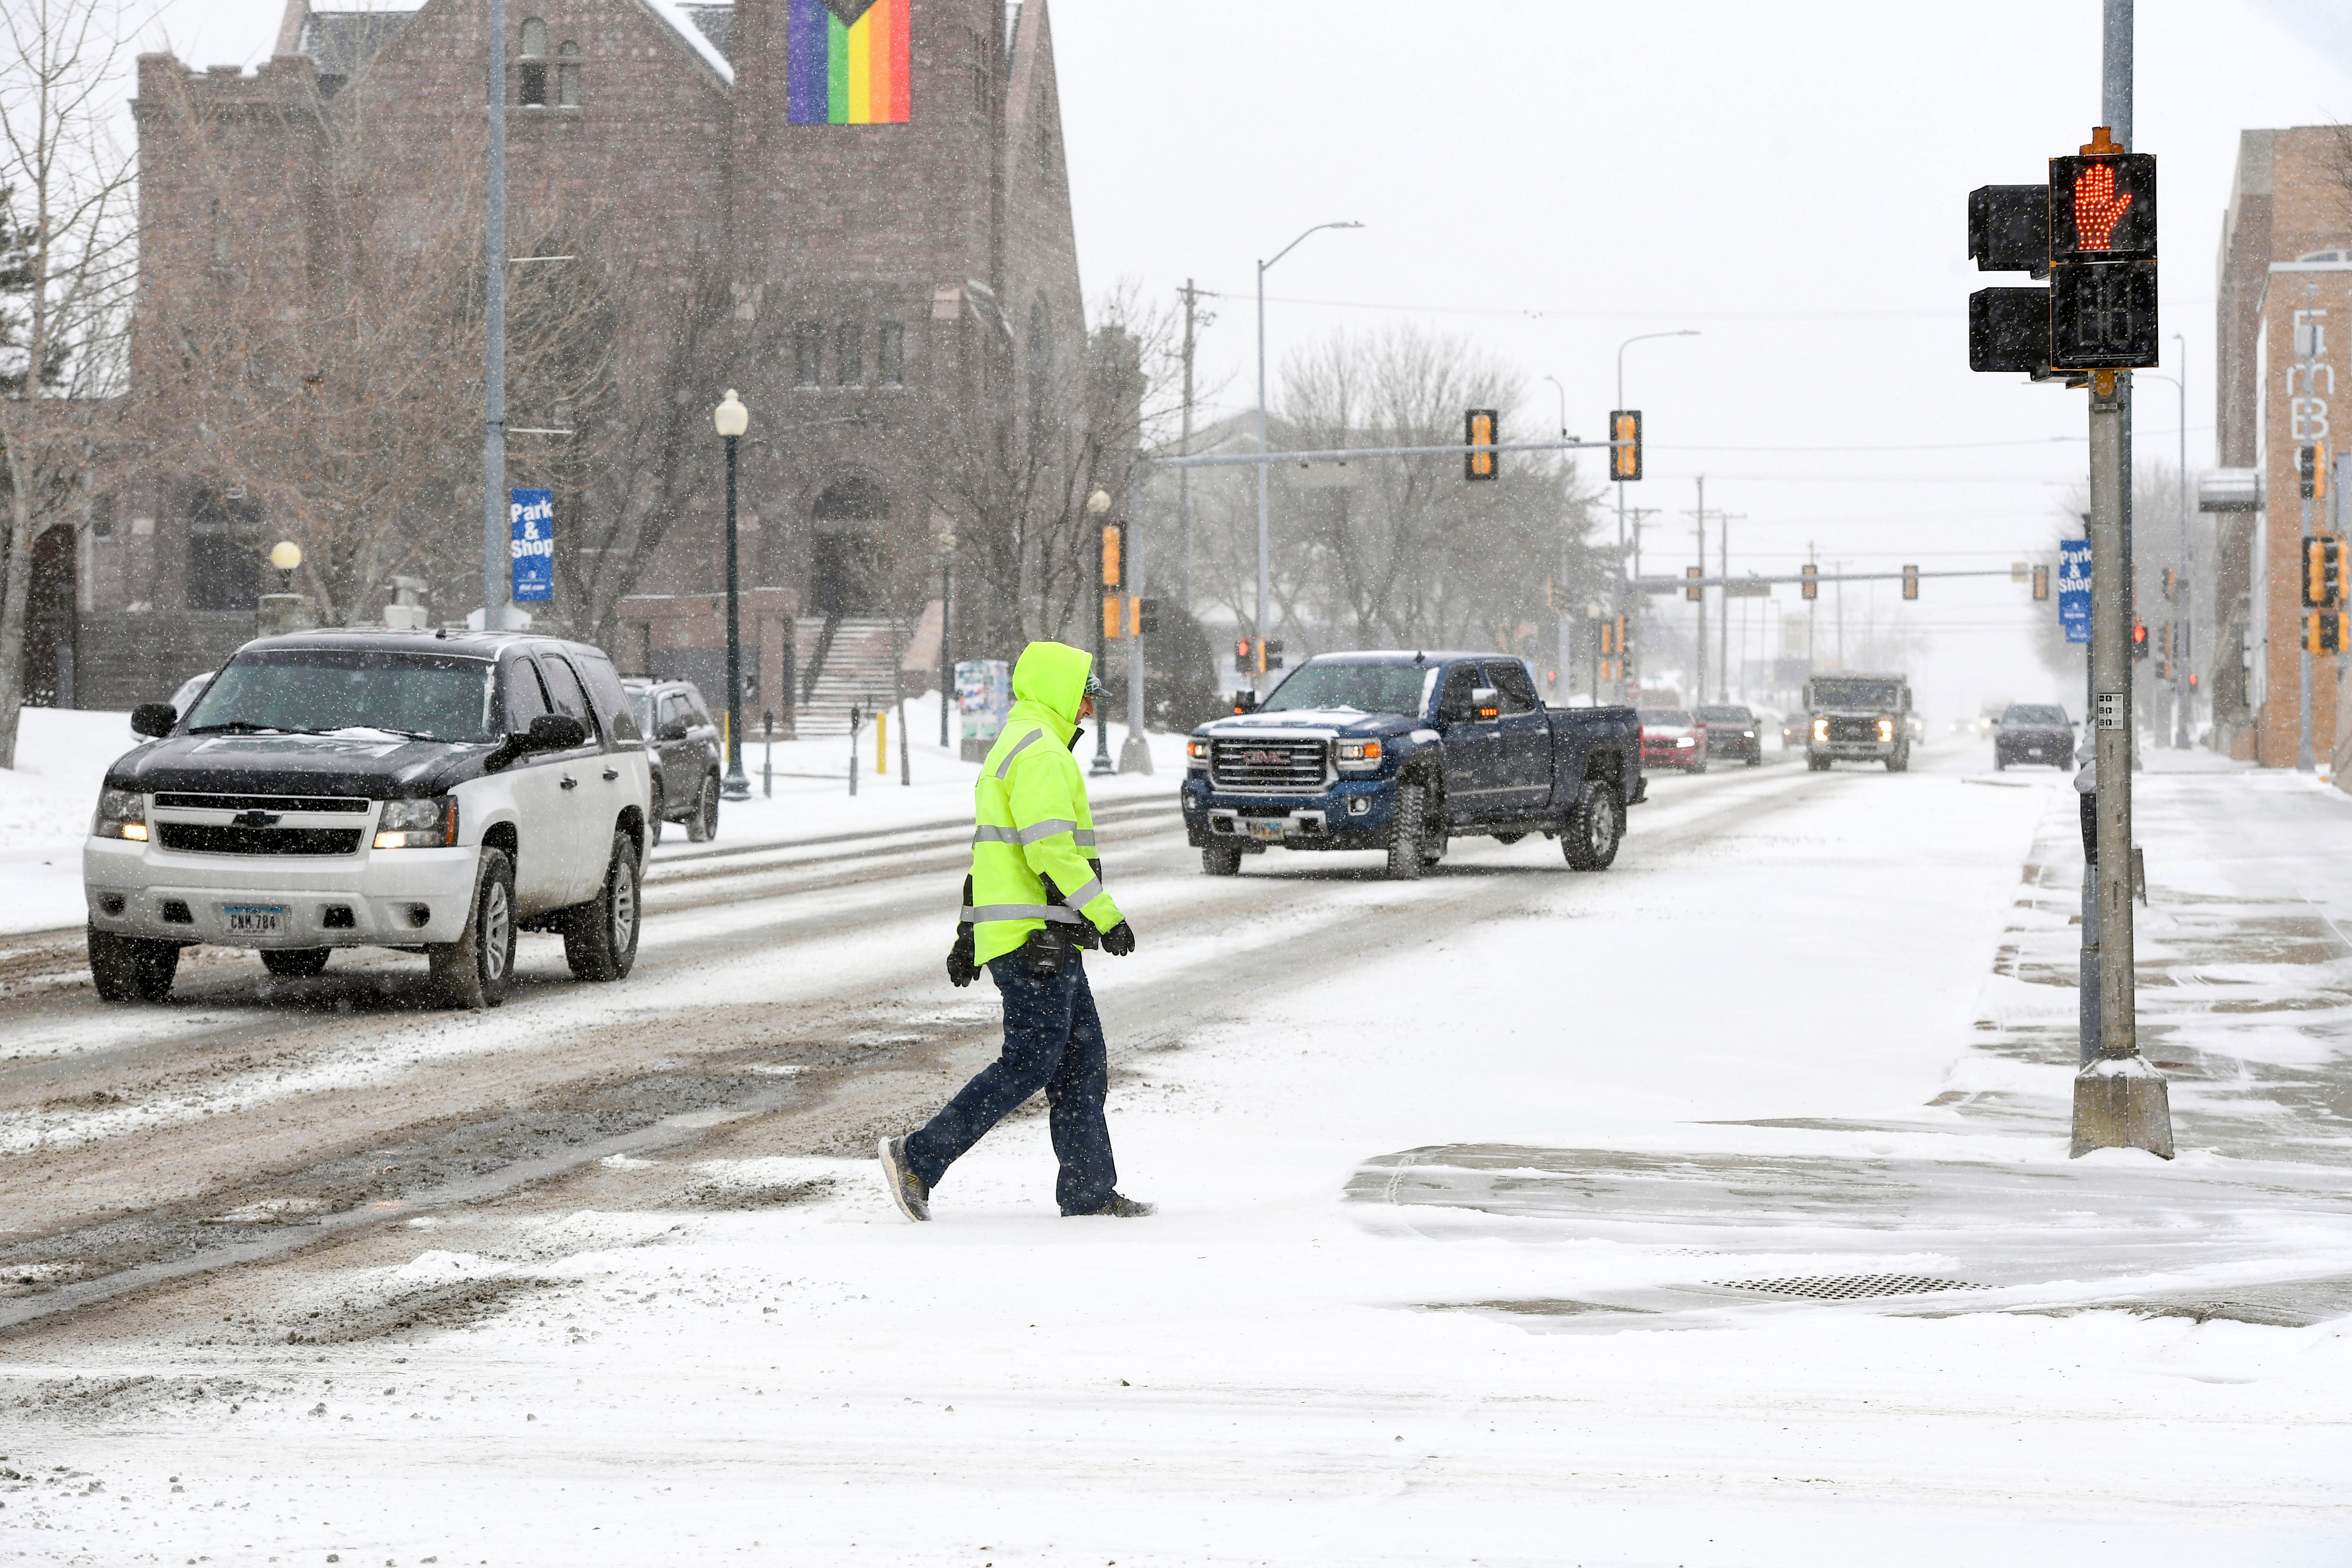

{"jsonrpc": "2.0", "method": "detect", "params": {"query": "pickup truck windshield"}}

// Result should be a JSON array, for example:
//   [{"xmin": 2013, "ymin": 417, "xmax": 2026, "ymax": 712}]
[
  {"xmin": 2003, "ymin": 705, "xmax": 2068, "ymax": 725},
  {"xmin": 1260, "ymin": 662, "xmax": 1431, "ymax": 716},
  {"xmin": 185, "ymin": 650, "xmax": 497, "ymax": 742},
  {"xmin": 1811, "ymin": 679, "xmax": 1901, "ymax": 710}
]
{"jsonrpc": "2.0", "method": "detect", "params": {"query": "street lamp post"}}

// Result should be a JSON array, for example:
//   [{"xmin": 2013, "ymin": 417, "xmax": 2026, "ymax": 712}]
[
  {"xmin": 1613, "ymin": 331, "xmax": 1699, "ymax": 702},
  {"xmin": 714, "ymin": 389, "xmax": 751, "ymax": 801},
  {"xmin": 937, "ymin": 529, "xmax": 956, "ymax": 750},
  {"xmin": 1087, "ymin": 488, "xmax": 1115, "ymax": 776},
  {"xmin": 1255, "ymin": 221, "xmax": 1362, "ymax": 679}
]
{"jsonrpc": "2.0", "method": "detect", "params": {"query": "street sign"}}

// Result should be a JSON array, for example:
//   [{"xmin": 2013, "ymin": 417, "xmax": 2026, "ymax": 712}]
[
  {"xmin": 509, "ymin": 489, "xmax": 554, "ymax": 602},
  {"xmin": 2058, "ymin": 537, "xmax": 2091, "ymax": 644},
  {"xmin": 1721, "ymin": 580, "xmax": 1770, "ymax": 598}
]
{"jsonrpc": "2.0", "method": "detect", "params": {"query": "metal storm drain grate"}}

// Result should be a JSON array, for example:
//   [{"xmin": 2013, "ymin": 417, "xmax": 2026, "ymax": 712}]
[{"xmin": 1707, "ymin": 1273, "xmax": 1991, "ymax": 1301}]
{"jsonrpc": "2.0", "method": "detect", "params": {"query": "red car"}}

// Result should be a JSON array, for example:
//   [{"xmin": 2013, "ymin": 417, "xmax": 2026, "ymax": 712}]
[{"xmin": 1639, "ymin": 707, "xmax": 1709, "ymax": 772}]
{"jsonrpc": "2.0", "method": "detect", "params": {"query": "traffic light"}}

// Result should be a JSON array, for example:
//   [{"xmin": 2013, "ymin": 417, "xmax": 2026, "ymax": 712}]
[
  {"xmin": 2132, "ymin": 617, "xmax": 2149, "ymax": 659},
  {"xmin": 1234, "ymin": 639, "xmax": 1252, "ymax": 673},
  {"xmin": 1685, "ymin": 565, "xmax": 1702, "ymax": 602},
  {"xmin": 1102, "ymin": 596, "xmax": 1121, "ymax": 643},
  {"xmin": 1901, "ymin": 564, "xmax": 1920, "ymax": 600},
  {"xmin": 1969, "ymin": 288, "xmax": 2052, "ymax": 375},
  {"xmin": 1263, "ymin": 639, "xmax": 1285, "ymax": 671},
  {"xmin": 2033, "ymin": 563, "xmax": 2050, "ymax": 601},
  {"xmin": 1465, "ymin": 409, "xmax": 1499, "ymax": 481},
  {"xmin": 1136, "ymin": 597, "xmax": 1161, "ymax": 635},
  {"xmin": 2300, "ymin": 444, "xmax": 2330, "ymax": 501},
  {"xmin": 2046, "ymin": 133, "xmax": 2161, "ymax": 372},
  {"xmin": 1801, "ymin": 563, "xmax": 1818, "ymax": 601},
  {"xmin": 2307, "ymin": 611, "xmax": 2349, "ymax": 654},
  {"xmin": 2161, "ymin": 566, "xmax": 2178, "ymax": 601},
  {"xmin": 2304, "ymin": 537, "xmax": 2342, "ymax": 607},
  {"xmin": 1101, "ymin": 524, "xmax": 1122, "ymax": 589},
  {"xmin": 1968, "ymin": 184, "xmax": 2052, "ymax": 277},
  {"xmin": 1608, "ymin": 410, "xmax": 1642, "ymax": 482}
]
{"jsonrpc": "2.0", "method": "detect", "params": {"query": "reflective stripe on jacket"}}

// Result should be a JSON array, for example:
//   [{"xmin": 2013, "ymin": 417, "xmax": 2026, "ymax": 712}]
[{"xmin": 966, "ymin": 641, "xmax": 1123, "ymax": 964}]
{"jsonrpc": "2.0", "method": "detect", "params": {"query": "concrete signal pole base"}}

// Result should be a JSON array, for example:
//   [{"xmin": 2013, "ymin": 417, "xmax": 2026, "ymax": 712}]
[
  {"xmin": 2069, "ymin": 1054, "xmax": 2175, "ymax": 1159},
  {"xmin": 1117, "ymin": 733, "xmax": 1154, "ymax": 775}
]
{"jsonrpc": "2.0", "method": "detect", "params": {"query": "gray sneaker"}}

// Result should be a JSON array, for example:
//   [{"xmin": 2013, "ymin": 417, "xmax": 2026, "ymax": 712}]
[
  {"xmin": 877, "ymin": 1135, "xmax": 930, "ymax": 1222},
  {"xmin": 1071, "ymin": 1193, "xmax": 1154, "ymax": 1218}
]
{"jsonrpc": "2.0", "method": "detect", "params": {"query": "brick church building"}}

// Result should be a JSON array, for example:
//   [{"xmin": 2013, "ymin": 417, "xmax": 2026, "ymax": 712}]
[{"xmin": 53, "ymin": 0, "xmax": 1094, "ymax": 720}]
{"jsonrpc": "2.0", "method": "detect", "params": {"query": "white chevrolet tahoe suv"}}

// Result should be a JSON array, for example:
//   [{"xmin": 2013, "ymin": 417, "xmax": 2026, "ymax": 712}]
[{"xmin": 84, "ymin": 629, "xmax": 653, "ymax": 1009}]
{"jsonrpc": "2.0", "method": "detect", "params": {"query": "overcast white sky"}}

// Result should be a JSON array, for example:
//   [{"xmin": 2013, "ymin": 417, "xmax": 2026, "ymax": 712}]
[{"xmin": 135, "ymin": 0, "xmax": 2352, "ymax": 716}]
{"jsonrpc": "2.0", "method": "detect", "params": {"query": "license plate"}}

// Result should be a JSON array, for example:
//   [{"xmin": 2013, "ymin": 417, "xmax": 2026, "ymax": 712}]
[
  {"xmin": 222, "ymin": 904, "xmax": 284, "ymax": 935},
  {"xmin": 1247, "ymin": 820, "xmax": 1285, "ymax": 842}
]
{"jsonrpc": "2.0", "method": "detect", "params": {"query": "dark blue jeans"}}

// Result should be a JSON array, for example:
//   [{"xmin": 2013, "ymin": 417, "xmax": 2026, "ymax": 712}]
[{"xmin": 905, "ymin": 950, "xmax": 1116, "ymax": 1215}]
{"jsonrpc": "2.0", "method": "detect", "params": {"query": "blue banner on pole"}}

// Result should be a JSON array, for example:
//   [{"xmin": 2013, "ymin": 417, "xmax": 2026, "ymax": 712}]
[
  {"xmin": 2058, "ymin": 537, "xmax": 2091, "ymax": 645},
  {"xmin": 510, "ymin": 489, "xmax": 554, "ymax": 603}
]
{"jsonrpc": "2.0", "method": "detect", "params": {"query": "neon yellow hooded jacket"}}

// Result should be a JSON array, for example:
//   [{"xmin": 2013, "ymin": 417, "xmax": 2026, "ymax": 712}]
[{"xmin": 963, "ymin": 641, "xmax": 1124, "ymax": 964}]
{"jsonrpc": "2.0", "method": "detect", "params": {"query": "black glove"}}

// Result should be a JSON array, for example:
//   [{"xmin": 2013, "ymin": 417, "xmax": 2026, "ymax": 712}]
[
  {"xmin": 946, "ymin": 924, "xmax": 979, "ymax": 988},
  {"xmin": 1100, "ymin": 920, "xmax": 1136, "ymax": 957}
]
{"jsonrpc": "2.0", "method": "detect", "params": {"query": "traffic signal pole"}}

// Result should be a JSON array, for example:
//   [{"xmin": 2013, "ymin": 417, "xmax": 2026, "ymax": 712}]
[{"xmin": 2070, "ymin": 0, "xmax": 2173, "ymax": 1158}]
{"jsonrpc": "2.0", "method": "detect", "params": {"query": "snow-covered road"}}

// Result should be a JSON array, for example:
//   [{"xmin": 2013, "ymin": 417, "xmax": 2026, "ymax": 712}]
[{"xmin": 6, "ymin": 741, "xmax": 2352, "ymax": 1565}]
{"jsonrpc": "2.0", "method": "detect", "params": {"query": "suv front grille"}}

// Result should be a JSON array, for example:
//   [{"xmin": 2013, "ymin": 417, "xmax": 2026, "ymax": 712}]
[
  {"xmin": 1209, "ymin": 738, "xmax": 1327, "ymax": 793},
  {"xmin": 153, "ymin": 793, "xmax": 370, "ymax": 814},
  {"xmin": 1827, "ymin": 716, "xmax": 1882, "ymax": 743},
  {"xmin": 157, "ymin": 824, "xmax": 364, "ymax": 856}
]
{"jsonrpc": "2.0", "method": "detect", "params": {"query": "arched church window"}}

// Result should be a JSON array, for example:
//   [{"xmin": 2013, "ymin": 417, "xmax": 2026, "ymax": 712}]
[
  {"xmin": 557, "ymin": 40, "xmax": 581, "ymax": 108},
  {"xmin": 519, "ymin": 19, "xmax": 548, "ymax": 106}
]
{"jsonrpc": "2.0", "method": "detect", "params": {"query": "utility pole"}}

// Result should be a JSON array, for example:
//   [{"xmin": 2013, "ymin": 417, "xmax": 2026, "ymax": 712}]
[
  {"xmin": 1714, "ymin": 512, "xmax": 1744, "ymax": 701},
  {"xmin": 1177, "ymin": 278, "xmax": 1205, "ymax": 612},
  {"xmin": 1835, "ymin": 558, "xmax": 1847, "ymax": 670},
  {"xmin": 2073, "ymin": 0, "xmax": 2173, "ymax": 1158},
  {"xmin": 1691, "ymin": 477, "xmax": 1707, "ymax": 706},
  {"xmin": 2297, "ymin": 287, "xmax": 2320, "ymax": 772},
  {"xmin": 480, "ymin": 0, "xmax": 509, "ymax": 633},
  {"xmin": 1807, "ymin": 541, "xmax": 1818, "ymax": 673}
]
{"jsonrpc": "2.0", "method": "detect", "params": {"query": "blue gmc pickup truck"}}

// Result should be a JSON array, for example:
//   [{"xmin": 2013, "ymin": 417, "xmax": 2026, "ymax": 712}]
[{"xmin": 1180, "ymin": 651, "xmax": 1644, "ymax": 879}]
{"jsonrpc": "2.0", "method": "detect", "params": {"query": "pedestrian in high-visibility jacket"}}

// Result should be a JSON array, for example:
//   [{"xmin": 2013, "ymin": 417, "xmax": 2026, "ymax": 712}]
[{"xmin": 879, "ymin": 640, "xmax": 1150, "ymax": 1220}]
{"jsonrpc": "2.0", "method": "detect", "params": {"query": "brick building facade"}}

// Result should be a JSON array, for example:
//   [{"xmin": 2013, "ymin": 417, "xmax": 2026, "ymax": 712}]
[
  {"xmin": 49, "ymin": 0, "xmax": 1087, "ymax": 712},
  {"xmin": 2212, "ymin": 126, "xmax": 2352, "ymax": 766}
]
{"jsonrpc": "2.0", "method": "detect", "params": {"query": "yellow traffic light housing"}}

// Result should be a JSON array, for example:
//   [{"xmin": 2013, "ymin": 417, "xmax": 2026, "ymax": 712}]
[
  {"xmin": 1608, "ymin": 410, "xmax": 1642, "ymax": 482},
  {"xmin": 1902, "ymin": 564, "xmax": 1920, "ymax": 600},
  {"xmin": 1464, "ymin": 409, "xmax": 1498, "ymax": 481}
]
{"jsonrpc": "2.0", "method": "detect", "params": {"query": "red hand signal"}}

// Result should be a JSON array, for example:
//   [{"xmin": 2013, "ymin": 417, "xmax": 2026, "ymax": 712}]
[{"xmin": 2074, "ymin": 162, "xmax": 2133, "ymax": 250}]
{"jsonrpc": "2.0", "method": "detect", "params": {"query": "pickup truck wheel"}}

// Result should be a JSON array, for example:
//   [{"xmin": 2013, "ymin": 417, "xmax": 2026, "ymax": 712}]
[
  {"xmin": 429, "ymin": 848, "xmax": 515, "ymax": 1010},
  {"xmin": 685, "ymin": 774, "xmax": 719, "ymax": 843},
  {"xmin": 88, "ymin": 925, "xmax": 179, "ymax": 1003},
  {"xmin": 1385, "ymin": 782, "xmax": 1429, "ymax": 880},
  {"xmin": 1562, "ymin": 781, "xmax": 1624, "ymax": 871},
  {"xmin": 562, "ymin": 831, "xmax": 642, "ymax": 982},
  {"xmin": 1491, "ymin": 831, "xmax": 1526, "ymax": 846},
  {"xmin": 260, "ymin": 948, "xmax": 331, "ymax": 979},
  {"xmin": 1886, "ymin": 746, "xmax": 1910, "ymax": 773},
  {"xmin": 1201, "ymin": 843, "xmax": 1244, "ymax": 876},
  {"xmin": 1807, "ymin": 754, "xmax": 1832, "ymax": 772}
]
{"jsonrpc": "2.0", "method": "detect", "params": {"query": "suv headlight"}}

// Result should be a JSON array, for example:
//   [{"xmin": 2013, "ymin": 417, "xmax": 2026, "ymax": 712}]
[
  {"xmin": 93, "ymin": 787, "xmax": 148, "ymax": 842},
  {"xmin": 1877, "ymin": 717, "xmax": 1895, "ymax": 741},
  {"xmin": 373, "ymin": 796, "xmax": 458, "ymax": 850},
  {"xmin": 1335, "ymin": 740, "xmax": 1383, "ymax": 768},
  {"xmin": 1811, "ymin": 717, "xmax": 1828, "ymax": 742}
]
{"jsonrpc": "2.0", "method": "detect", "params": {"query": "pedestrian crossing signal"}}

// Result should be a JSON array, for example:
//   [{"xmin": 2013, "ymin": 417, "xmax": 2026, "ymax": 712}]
[
  {"xmin": 2132, "ymin": 618, "xmax": 2149, "ymax": 659},
  {"xmin": 1465, "ymin": 409, "xmax": 1498, "ymax": 481},
  {"xmin": 2033, "ymin": 563, "xmax": 2050, "ymax": 600},
  {"xmin": 2306, "ymin": 611, "xmax": 2348, "ymax": 654},
  {"xmin": 2162, "ymin": 566, "xmax": 2179, "ymax": 601},
  {"xmin": 2305, "ymin": 537, "xmax": 2341, "ymax": 608},
  {"xmin": 1608, "ymin": 410, "xmax": 1642, "ymax": 482},
  {"xmin": 1234, "ymin": 639, "xmax": 1252, "ymax": 674},
  {"xmin": 1902, "ymin": 564, "xmax": 1920, "ymax": 600},
  {"xmin": 1801, "ymin": 563, "xmax": 1818, "ymax": 601}
]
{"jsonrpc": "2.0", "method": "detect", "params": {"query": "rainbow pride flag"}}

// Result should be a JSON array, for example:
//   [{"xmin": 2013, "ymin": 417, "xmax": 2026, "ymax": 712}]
[{"xmin": 787, "ymin": 0, "xmax": 910, "ymax": 125}]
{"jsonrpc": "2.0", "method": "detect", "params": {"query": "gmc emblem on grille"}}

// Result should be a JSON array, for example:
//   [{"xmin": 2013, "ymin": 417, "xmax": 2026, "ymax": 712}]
[{"xmin": 1240, "ymin": 749, "xmax": 1291, "ymax": 765}]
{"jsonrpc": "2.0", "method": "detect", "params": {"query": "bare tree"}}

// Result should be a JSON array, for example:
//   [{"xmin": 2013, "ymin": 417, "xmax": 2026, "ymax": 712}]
[
  {"xmin": 0, "ymin": 0, "xmax": 137, "ymax": 768},
  {"xmin": 1188, "ymin": 324, "xmax": 1604, "ymax": 658},
  {"xmin": 148, "ymin": 70, "xmax": 645, "ymax": 634}
]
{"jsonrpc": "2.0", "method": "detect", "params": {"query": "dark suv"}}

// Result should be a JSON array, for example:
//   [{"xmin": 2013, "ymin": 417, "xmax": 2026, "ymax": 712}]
[
  {"xmin": 624, "ymin": 679, "xmax": 722, "ymax": 843},
  {"xmin": 1993, "ymin": 703, "xmax": 2074, "ymax": 770},
  {"xmin": 1694, "ymin": 704, "xmax": 1764, "ymax": 765}
]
